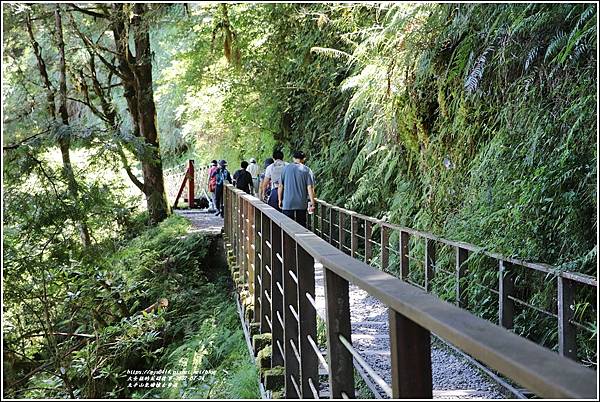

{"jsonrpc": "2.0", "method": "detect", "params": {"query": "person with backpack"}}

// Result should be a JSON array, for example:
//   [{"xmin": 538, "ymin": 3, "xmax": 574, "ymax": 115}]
[
  {"xmin": 258, "ymin": 157, "xmax": 274, "ymax": 202},
  {"xmin": 247, "ymin": 158, "xmax": 260, "ymax": 195},
  {"xmin": 233, "ymin": 161, "xmax": 253, "ymax": 194},
  {"xmin": 211, "ymin": 159, "xmax": 232, "ymax": 217},
  {"xmin": 278, "ymin": 150, "xmax": 316, "ymax": 228},
  {"xmin": 207, "ymin": 160, "xmax": 218, "ymax": 210},
  {"xmin": 261, "ymin": 150, "xmax": 287, "ymax": 211}
]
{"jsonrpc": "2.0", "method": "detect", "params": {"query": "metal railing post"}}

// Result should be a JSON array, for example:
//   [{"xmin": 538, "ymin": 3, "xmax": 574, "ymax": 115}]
[
  {"xmin": 364, "ymin": 220, "xmax": 372, "ymax": 264},
  {"xmin": 425, "ymin": 238, "xmax": 436, "ymax": 292},
  {"xmin": 558, "ymin": 276, "xmax": 577, "ymax": 360},
  {"xmin": 456, "ymin": 247, "xmax": 469, "ymax": 308},
  {"xmin": 399, "ymin": 231, "xmax": 410, "ymax": 281},
  {"xmin": 350, "ymin": 214, "xmax": 358, "ymax": 258},
  {"xmin": 499, "ymin": 260, "xmax": 515, "ymax": 329},
  {"xmin": 381, "ymin": 225, "xmax": 390, "ymax": 271},
  {"xmin": 338, "ymin": 210, "xmax": 345, "ymax": 251}
]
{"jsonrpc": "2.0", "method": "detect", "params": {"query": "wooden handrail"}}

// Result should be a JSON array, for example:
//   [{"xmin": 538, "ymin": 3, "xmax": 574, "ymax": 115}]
[{"xmin": 224, "ymin": 184, "xmax": 596, "ymax": 399}]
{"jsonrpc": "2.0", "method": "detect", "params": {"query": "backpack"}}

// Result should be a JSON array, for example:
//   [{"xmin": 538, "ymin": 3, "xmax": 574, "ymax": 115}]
[
  {"xmin": 208, "ymin": 167, "xmax": 217, "ymax": 192},
  {"xmin": 269, "ymin": 160, "xmax": 287, "ymax": 188},
  {"xmin": 216, "ymin": 168, "xmax": 228, "ymax": 186}
]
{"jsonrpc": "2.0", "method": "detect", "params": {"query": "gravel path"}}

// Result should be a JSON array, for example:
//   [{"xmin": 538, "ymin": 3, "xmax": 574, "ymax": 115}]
[
  {"xmin": 313, "ymin": 266, "xmax": 507, "ymax": 399},
  {"xmin": 175, "ymin": 209, "xmax": 223, "ymax": 235}
]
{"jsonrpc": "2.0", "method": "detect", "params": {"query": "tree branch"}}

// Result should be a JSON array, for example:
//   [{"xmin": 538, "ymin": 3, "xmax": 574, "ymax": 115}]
[
  {"xmin": 2, "ymin": 128, "xmax": 51, "ymax": 151},
  {"xmin": 67, "ymin": 13, "xmax": 128, "ymax": 81},
  {"xmin": 66, "ymin": 4, "xmax": 109, "ymax": 19},
  {"xmin": 116, "ymin": 144, "xmax": 145, "ymax": 193}
]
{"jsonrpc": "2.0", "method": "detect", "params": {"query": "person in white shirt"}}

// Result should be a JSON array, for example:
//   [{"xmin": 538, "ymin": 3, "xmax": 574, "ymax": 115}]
[
  {"xmin": 261, "ymin": 150, "xmax": 287, "ymax": 212},
  {"xmin": 247, "ymin": 158, "xmax": 260, "ymax": 195}
]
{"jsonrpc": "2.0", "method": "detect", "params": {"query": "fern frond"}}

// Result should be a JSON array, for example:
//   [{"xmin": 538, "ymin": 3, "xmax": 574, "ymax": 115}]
[
  {"xmin": 465, "ymin": 47, "xmax": 493, "ymax": 93},
  {"xmin": 310, "ymin": 46, "xmax": 356, "ymax": 62},
  {"xmin": 524, "ymin": 46, "xmax": 539, "ymax": 71},
  {"xmin": 544, "ymin": 30, "xmax": 566, "ymax": 61}
]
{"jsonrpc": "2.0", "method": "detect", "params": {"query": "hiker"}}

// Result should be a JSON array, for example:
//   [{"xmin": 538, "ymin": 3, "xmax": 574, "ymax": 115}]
[
  {"xmin": 233, "ymin": 161, "xmax": 253, "ymax": 194},
  {"xmin": 247, "ymin": 158, "xmax": 260, "ymax": 195},
  {"xmin": 212, "ymin": 159, "xmax": 232, "ymax": 217},
  {"xmin": 278, "ymin": 151, "xmax": 316, "ymax": 228},
  {"xmin": 258, "ymin": 157, "xmax": 274, "ymax": 202},
  {"xmin": 261, "ymin": 150, "xmax": 287, "ymax": 211},
  {"xmin": 207, "ymin": 160, "xmax": 218, "ymax": 210}
]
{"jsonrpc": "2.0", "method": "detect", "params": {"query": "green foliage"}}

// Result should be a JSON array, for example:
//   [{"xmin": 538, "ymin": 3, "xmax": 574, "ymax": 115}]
[
  {"xmin": 4, "ymin": 213, "xmax": 258, "ymax": 398},
  {"xmin": 152, "ymin": 3, "xmax": 596, "ymax": 364}
]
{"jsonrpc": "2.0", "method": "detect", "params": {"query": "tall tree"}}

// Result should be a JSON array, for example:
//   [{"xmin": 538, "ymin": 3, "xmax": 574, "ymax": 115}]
[
  {"xmin": 70, "ymin": 3, "xmax": 171, "ymax": 224},
  {"xmin": 25, "ymin": 6, "xmax": 92, "ymax": 247}
]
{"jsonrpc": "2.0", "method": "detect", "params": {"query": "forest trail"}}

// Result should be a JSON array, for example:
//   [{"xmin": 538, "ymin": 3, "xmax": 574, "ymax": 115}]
[{"xmin": 175, "ymin": 209, "xmax": 224, "ymax": 235}]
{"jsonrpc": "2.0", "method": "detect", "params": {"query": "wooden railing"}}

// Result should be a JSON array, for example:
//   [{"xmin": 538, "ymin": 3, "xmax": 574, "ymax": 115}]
[
  {"xmin": 310, "ymin": 199, "xmax": 597, "ymax": 362},
  {"xmin": 223, "ymin": 184, "xmax": 596, "ymax": 399}
]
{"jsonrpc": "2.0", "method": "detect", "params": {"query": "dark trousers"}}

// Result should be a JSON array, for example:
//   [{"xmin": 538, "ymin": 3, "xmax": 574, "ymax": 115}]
[
  {"xmin": 283, "ymin": 209, "xmax": 307, "ymax": 228},
  {"xmin": 267, "ymin": 189, "xmax": 281, "ymax": 212},
  {"xmin": 215, "ymin": 185, "xmax": 224, "ymax": 216}
]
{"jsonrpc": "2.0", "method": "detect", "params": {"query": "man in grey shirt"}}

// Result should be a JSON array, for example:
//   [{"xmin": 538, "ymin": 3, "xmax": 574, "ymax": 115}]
[{"xmin": 278, "ymin": 150, "xmax": 316, "ymax": 228}]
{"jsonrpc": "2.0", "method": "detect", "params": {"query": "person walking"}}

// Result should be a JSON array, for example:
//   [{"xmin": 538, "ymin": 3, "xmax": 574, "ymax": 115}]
[
  {"xmin": 258, "ymin": 157, "xmax": 274, "ymax": 202},
  {"xmin": 278, "ymin": 151, "xmax": 316, "ymax": 228},
  {"xmin": 207, "ymin": 160, "xmax": 218, "ymax": 211},
  {"xmin": 247, "ymin": 158, "xmax": 260, "ymax": 195},
  {"xmin": 212, "ymin": 159, "xmax": 232, "ymax": 217},
  {"xmin": 233, "ymin": 161, "xmax": 253, "ymax": 194},
  {"xmin": 261, "ymin": 150, "xmax": 287, "ymax": 211}
]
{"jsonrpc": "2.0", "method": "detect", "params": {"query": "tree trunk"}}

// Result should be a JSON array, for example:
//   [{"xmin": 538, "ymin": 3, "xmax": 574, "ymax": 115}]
[
  {"xmin": 130, "ymin": 4, "xmax": 170, "ymax": 224},
  {"xmin": 55, "ymin": 5, "xmax": 92, "ymax": 246}
]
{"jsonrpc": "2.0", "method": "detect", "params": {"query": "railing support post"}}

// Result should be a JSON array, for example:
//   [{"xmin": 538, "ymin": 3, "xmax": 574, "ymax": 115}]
[
  {"xmin": 338, "ymin": 211, "xmax": 345, "ymax": 251},
  {"xmin": 282, "ymin": 233, "xmax": 300, "ymax": 398},
  {"xmin": 239, "ymin": 197, "xmax": 248, "ymax": 283},
  {"xmin": 324, "ymin": 268, "xmax": 355, "ymax": 398},
  {"xmin": 271, "ymin": 222, "xmax": 284, "ymax": 366},
  {"xmin": 425, "ymin": 238, "xmax": 436, "ymax": 292},
  {"xmin": 248, "ymin": 202, "xmax": 255, "ymax": 295},
  {"xmin": 237, "ymin": 197, "xmax": 243, "ymax": 275},
  {"xmin": 364, "ymin": 221, "xmax": 372, "ymax": 264},
  {"xmin": 389, "ymin": 310, "xmax": 432, "ymax": 398},
  {"xmin": 456, "ymin": 247, "xmax": 469, "ymax": 308},
  {"xmin": 319, "ymin": 203, "xmax": 324, "ymax": 239},
  {"xmin": 187, "ymin": 159, "xmax": 195, "ymax": 208},
  {"xmin": 328, "ymin": 205, "xmax": 333, "ymax": 244},
  {"xmin": 261, "ymin": 212, "xmax": 272, "ymax": 333},
  {"xmin": 399, "ymin": 231, "xmax": 410, "ymax": 281},
  {"xmin": 381, "ymin": 225, "xmax": 389, "ymax": 271},
  {"xmin": 253, "ymin": 207, "xmax": 262, "ymax": 322},
  {"xmin": 297, "ymin": 246, "xmax": 318, "ymax": 398},
  {"xmin": 499, "ymin": 261, "xmax": 515, "ymax": 329},
  {"xmin": 558, "ymin": 276, "xmax": 577, "ymax": 360},
  {"xmin": 350, "ymin": 215, "xmax": 358, "ymax": 258}
]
